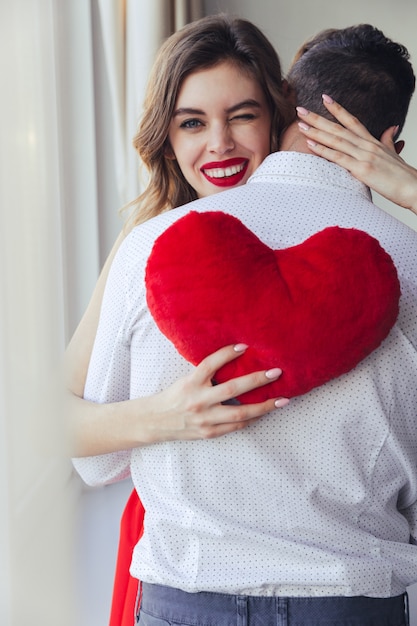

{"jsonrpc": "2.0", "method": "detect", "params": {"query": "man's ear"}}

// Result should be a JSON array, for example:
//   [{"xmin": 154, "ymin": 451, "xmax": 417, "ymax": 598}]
[
  {"xmin": 394, "ymin": 140, "xmax": 405, "ymax": 155},
  {"xmin": 282, "ymin": 80, "xmax": 297, "ymax": 106},
  {"xmin": 380, "ymin": 126, "xmax": 404, "ymax": 154}
]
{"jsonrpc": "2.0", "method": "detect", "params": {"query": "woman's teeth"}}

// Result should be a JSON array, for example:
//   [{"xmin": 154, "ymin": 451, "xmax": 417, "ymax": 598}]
[{"xmin": 204, "ymin": 163, "xmax": 245, "ymax": 178}]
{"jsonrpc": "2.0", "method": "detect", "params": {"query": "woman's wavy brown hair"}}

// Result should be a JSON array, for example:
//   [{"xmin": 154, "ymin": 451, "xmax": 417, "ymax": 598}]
[{"xmin": 125, "ymin": 14, "xmax": 295, "ymax": 227}]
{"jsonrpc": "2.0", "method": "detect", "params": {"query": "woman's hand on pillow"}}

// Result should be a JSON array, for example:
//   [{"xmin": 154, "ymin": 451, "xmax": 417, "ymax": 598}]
[{"xmin": 140, "ymin": 344, "xmax": 289, "ymax": 444}]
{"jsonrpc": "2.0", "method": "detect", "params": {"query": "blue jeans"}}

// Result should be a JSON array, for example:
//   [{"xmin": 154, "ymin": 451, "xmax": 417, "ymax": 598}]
[{"xmin": 136, "ymin": 583, "xmax": 409, "ymax": 625}]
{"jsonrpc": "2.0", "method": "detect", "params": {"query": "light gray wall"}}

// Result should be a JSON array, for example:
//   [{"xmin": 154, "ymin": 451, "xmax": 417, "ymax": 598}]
[{"xmin": 204, "ymin": 0, "xmax": 417, "ymax": 232}]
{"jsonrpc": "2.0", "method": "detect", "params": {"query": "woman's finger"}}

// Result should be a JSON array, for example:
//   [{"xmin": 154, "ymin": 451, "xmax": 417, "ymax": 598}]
[
  {"xmin": 209, "ymin": 367, "xmax": 285, "ymax": 406},
  {"xmin": 191, "ymin": 344, "xmax": 288, "ymax": 405},
  {"xmin": 320, "ymin": 95, "xmax": 376, "ymax": 141},
  {"xmin": 192, "ymin": 343, "xmax": 249, "ymax": 384},
  {"xmin": 198, "ymin": 396, "xmax": 289, "ymax": 439},
  {"xmin": 298, "ymin": 124, "xmax": 361, "ymax": 158},
  {"xmin": 296, "ymin": 115, "xmax": 376, "ymax": 161},
  {"xmin": 297, "ymin": 95, "xmax": 381, "ymax": 148}
]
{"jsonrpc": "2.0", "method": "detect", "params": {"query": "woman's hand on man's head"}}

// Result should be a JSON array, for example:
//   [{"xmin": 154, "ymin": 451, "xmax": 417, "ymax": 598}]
[{"xmin": 296, "ymin": 95, "xmax": 417, "ymax": 216}]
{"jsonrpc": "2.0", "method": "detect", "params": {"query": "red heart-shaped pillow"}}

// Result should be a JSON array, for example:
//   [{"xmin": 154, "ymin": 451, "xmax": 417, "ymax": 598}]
[{"xmin": 145, "ymin": 211, "xmax": 400, "ymax": 403}]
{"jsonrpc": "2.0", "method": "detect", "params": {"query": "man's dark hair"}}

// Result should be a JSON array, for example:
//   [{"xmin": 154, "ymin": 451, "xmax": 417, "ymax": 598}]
[{"xmin": 287, "ymin": 24, "xmax": 415, "ymax": 139}]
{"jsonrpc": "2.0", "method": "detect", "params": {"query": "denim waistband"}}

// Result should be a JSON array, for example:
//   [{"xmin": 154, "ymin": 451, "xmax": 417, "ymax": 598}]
[{"xmin": 138, "ymin": 583, "xmax": 408, "ymax": 626}]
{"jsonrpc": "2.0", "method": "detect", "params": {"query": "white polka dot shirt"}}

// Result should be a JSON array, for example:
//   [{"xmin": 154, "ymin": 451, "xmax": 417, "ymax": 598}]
[{"xmin": 73, "ymin": 153, "xmax": 417, "ymax": 598}]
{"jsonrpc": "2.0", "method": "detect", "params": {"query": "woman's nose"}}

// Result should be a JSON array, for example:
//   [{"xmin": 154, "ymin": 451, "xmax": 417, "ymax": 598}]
[{"xmin": 207, "ymin": 124, "xmax": 235, "ymax": 154}]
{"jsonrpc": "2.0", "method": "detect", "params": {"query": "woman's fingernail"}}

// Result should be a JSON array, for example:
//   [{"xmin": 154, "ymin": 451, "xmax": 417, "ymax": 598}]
[
  {"xmin": 234, "ymin": 343, "xmax": 249, "ymax": 352},
  {"xmin": 275, "ymin": 398, "xmax": 290, "ymax": 408},
  {"xmin": 265, "ymin": 368, "xmax": 282, "ymax": 379},
  {"xmin": 306, "ymin": 139, "xmax": 318, "ymax": 148},
  {"xmin": 296, "ymin": 106, "xmax": 309, "ymax": 116},
  {"xmin": 322, "ymin": 94, "xmax": 334, "ymax": 104},
  {"xmin": 298, "ymin": 122, "xmax": 310, "ymax": 132}
]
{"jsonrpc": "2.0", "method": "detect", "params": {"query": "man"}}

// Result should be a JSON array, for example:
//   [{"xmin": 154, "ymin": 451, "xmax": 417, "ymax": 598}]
[{"xmin": 74, "ymin": 25, "xmax": 417, "ymax": 625}]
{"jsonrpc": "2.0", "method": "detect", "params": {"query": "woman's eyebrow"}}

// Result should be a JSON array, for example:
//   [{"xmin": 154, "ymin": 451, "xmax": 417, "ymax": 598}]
[
  {"xmin": 226, "ymin": 99, "xmax": 262, "ymax": 114},
  {"xmin": 172, "ymin": 107, "xmax": 205, "ymax": 117},
  {"xmin": 172, "ymin": 99, "xmax": 262, "ymax": 118}
]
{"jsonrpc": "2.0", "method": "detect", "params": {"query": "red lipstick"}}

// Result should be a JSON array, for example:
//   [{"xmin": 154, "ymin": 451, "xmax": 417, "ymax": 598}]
[{"xmin": 201, "ymin": 157, "xmax": 249, "ymax": 187}]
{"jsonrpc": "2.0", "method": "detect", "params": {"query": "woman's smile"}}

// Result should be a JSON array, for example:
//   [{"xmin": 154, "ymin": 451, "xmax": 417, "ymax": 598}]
[{"xmin": 201, "ymin": 157, "xmax": 249, "ymax": 187}]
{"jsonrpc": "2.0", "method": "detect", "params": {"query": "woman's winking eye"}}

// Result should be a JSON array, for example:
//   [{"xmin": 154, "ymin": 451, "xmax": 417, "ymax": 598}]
[{"xmin": 229, "ymin": 112, "xmax": 257, "ymax": 122}]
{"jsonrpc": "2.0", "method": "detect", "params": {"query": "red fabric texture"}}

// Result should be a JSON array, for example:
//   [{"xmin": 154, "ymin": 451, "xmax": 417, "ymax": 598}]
[
  {"xmin": 146, "ymin": 211, "xmax": 400, "ymax": 402},
  {"xmin": 108, "ymin": 489, "xmax": 144, "ymax": 626}
]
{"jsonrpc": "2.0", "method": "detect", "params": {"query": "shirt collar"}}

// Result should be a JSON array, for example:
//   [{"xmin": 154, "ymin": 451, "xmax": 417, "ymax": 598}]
[{"xmin": 249, "ymin": 152, "xmax": 372, "ymax": 201}]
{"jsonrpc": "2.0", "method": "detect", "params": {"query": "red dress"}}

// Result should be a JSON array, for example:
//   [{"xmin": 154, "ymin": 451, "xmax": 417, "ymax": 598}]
[{"xmin": 108, "ymin": 489, "xmax": 145, "ymax": 626}]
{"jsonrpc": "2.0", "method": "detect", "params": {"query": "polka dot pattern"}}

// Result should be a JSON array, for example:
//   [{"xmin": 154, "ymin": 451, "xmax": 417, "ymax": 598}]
[{"xmin": 73, "ymin": 153, "xmax": 417, "ymax": 597}]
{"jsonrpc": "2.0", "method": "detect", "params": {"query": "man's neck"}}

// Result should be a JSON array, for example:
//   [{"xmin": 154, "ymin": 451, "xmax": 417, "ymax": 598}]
[{"xmin": 279, "ymin": 122, "xmax": 312, "ymax": 153}]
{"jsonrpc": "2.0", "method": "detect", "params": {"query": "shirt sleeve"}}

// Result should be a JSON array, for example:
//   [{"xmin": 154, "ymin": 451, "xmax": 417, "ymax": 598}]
[{"xmin": 72, "ymin": 237, "xmax": 134, "ymax": 487}]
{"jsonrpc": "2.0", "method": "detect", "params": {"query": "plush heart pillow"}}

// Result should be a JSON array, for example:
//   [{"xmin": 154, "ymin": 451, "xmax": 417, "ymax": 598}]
[{"xmin": 145, "ymin": 211, "xmax": 400, "ymax": 403}]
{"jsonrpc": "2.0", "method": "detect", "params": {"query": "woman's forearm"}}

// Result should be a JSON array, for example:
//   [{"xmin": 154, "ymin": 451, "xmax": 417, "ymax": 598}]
[
  {"xmin": 68, "ymin": 392, "xmax": 153, "ymax": 456},
  {"xmin": 69, "ymin": 345, "xmax": 289, "ymax": 457}
]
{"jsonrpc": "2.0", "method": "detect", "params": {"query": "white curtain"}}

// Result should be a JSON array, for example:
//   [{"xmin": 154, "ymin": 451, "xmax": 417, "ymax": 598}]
[{"xmin": 0, "ymin": 0, "xmax": 85, "ymax": 623}]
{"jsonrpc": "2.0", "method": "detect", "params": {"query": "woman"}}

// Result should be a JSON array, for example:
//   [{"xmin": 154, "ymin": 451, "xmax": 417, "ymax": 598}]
[
  {"xmin": 67, "ymin": 14, "xmax": 295, "ymax": 625},
  {"xmin": 67, "ymin": 14, "xmax": 293, "ymax": 457}
]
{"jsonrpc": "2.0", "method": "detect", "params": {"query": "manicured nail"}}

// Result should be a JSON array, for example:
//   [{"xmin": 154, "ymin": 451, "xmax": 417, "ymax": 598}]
[
  {"xmin": 275, "ymin": 398, "xmax": 290, "ymax": 408},
  {"xmin": 322, "ymin": 94, "xmax": 334, "ymax": 104},
  {"xmin": 265, "ymin": 368, "xmax": 282, "ymax": 379},
  {"xmin": 306, "ymin": 139, "xmax": 318, "ymax": 148},
  {"xmin": 298, "ymin": 122, "xmax": 310, "ymax": 131},
  {"xmin": 234, "ymin": 343, "xmax": 248, "ymax": 352},
  {"xmin": 296, "ymin": 106, "xmax": 309, "ymax": 116}
]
